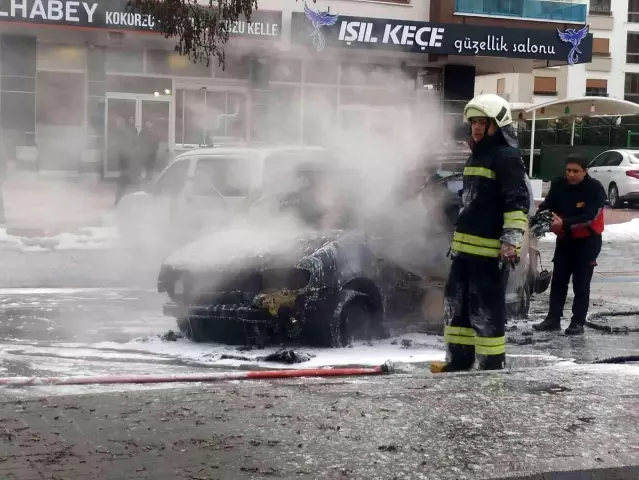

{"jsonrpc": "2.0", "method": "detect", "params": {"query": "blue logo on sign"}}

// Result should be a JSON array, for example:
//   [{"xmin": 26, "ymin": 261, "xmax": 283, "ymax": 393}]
[
  {"xmin": 304, "ymin": 2, "xmax": 339, "ymax": 52},
  {"xmin": 557, "ymin": 25, "xmax": 589, "ymax": 66}
]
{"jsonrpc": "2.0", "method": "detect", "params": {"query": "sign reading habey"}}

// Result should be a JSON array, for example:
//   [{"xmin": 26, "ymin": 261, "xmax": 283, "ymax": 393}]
[{"xmin": 0, "ymin": 0, "xmax": 283, "ymax": 37}]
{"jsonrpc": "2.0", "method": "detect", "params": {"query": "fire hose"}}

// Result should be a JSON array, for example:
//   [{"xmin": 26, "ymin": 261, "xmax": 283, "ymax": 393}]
[
  {"xmin": 0, "ymin": 361, "xmax": 395, "ymax": 387},
  {"xmin": 586, "ymin": 311, "xmax": 639, "ymax": 334}
]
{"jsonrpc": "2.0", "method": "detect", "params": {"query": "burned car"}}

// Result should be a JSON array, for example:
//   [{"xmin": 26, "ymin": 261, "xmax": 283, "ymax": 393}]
[{"xmin": 158, "ymin": 159, "xmax": 550, "ymax": 347}]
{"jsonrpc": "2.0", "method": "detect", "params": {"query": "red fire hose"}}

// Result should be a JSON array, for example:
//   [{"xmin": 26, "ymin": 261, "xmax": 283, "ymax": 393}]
[{"xmin": 0, "ymin": 361, "xmax": 394, "ymax": 387}]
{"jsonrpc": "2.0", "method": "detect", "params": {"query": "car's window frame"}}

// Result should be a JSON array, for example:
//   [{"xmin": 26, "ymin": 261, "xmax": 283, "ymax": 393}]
[
  {"xmin": 190, "ymin": 153, "xmax": 254, "ymax": 198},
  {"xmin": 605, "ymin": 151, "xmax": 624, "ymax": 167},
  {"xmin": 589, "ymin": 152, "xmax": 608, "ymax": 168},
  {"xmin": 151, "ymin": 158, "xmax": 191, "ymax": 197}
]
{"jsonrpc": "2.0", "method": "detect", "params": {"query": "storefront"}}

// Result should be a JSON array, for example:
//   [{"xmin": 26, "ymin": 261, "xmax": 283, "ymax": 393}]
[{"xmin": 0, "ymin": 0, "xmax": 593, "ymax": 175}]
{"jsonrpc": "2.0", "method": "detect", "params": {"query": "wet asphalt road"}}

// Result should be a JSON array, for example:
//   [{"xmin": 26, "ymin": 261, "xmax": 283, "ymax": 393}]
[{"xmin": 0, "ymin": 242, "xmax": 638, "ymax": 389}]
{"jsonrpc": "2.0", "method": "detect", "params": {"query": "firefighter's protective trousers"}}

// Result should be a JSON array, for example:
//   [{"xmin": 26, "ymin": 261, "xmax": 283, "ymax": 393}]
[{"xmin": 444, "ymin": 256, "xmax": 509, "ymax": 370}]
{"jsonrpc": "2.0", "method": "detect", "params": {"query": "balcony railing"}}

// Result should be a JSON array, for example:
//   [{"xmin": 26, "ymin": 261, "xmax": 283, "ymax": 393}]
[{"xmin": 455, "ymin": 0, "xmax": 587, "ymax": 23}]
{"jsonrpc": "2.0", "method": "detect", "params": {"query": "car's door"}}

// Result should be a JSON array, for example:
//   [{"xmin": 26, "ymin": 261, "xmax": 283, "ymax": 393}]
[
  {"xmin": 602, "ymin": 151, "xmax": 625, "ymax": 192},
  {"xmin": 587, "ymin": 152, "xmax": 608, "ymax": 187},
  {"xmin": 147, "ymin": 158, "xmax": 192, "ymax": 232},
  {"xmin": 181, "ymin": 154, "xmax": 254, "ymax": 232}
]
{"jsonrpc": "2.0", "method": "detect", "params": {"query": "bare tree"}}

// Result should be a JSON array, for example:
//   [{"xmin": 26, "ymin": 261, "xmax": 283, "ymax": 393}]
[{"xmin": 128, "ymin": 0, "xmax": 318, "ymax": 68}]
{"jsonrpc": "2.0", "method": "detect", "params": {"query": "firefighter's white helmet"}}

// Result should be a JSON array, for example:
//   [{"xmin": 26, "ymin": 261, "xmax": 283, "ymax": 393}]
[{"xmin": 463, "ymin": 94, "xmax": 513, "ymax": 128}]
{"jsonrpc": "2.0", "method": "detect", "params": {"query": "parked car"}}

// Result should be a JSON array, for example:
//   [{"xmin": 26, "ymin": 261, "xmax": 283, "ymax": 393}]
[
  {"xmin": 587, "ymin": 149, "xmax": 639, "ymax": 209},
  {"xmin": 157, "ymin": 159, "xmax": 550, "ymax": 347},
  {"xmin": 115, "ymin": 145, "xmax": 333, "ymax": 244}
]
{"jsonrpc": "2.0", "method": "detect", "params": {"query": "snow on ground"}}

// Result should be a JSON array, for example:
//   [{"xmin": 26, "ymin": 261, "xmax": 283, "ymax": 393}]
[
  {"xmin": 540, "ymin": 218, "xmax": 639, "ymax": 243},
  {"xmin": 0, "ymin": 226, "xmax": 118, "ymax": 252}
]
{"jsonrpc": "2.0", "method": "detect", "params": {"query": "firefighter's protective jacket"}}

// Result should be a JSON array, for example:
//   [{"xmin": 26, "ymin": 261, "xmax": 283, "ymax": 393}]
[{"xmin": 451, "ymin": 134, "xmax": 530, "ymax": 259}]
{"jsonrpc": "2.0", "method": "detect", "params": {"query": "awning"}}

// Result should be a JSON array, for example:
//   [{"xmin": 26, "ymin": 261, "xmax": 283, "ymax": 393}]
[
  {"xmin": 523, "ymin": 96, "xmax": 639, "ymax": 121},
  {"xmin": 520, "ymin": 97, "xmax": 639, "ymax": 177}
]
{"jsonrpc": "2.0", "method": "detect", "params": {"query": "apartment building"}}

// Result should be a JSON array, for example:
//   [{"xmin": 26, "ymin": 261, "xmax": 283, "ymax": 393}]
[
  {"xmin": 0, "ymin": 0, "xmax": 591, "ymax": 174},
  {"xmin": 475, "ymin": 0, "xmax": 639, "ymax": 105}
]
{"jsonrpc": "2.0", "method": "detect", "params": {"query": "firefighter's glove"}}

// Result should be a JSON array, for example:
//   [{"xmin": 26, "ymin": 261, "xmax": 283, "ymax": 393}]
[
  {"xmin": 500, "ymin": 243, "xmax": 519, "ymax": 270},
  {"xmin": 530, "ymin": 210, "xmax": 553, "ymax": 238}
]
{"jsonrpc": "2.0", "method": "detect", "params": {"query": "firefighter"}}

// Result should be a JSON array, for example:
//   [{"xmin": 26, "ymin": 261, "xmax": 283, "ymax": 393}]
[
  {"xmin": 432, "ymin": 94, "xmax": 530, "ymax": 372},
  {"xmin": 533, "ymin": 153, "xmax": 606, "ymax": 335}
]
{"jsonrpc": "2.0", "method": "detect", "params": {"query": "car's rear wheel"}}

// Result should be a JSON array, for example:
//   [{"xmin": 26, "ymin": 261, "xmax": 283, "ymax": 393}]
[{"xmin": 608, "ymin": 183, "xmax": 623, "ymax": 209}]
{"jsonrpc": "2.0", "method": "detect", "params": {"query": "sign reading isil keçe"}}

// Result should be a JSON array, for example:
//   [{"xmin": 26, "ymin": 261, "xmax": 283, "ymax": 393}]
[
  {"xmin": 293, "ymin": 4, "xmax": 592, "ymax": 65},
  {"xmin": 0, "ymin": 0, "xmax": 282, "ymax": 37}
]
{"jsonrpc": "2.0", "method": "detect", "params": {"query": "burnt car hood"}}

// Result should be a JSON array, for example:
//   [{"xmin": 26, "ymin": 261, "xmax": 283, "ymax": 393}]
[{"xmin": 163, "ymin": 224, "xmax": 348, "ymax": 273}]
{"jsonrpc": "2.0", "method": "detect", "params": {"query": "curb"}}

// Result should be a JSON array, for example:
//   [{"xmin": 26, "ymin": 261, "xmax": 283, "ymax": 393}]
[{"xmin": 502, "ymin": 466, "xmax": 639, "ymax": 479}]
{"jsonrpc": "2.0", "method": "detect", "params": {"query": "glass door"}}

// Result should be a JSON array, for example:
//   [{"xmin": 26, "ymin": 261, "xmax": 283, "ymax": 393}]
[
  {"xmin": 105, "ymin": 98, "xmax": 137, "ymax": 176},
  {"xmin": 104, "ymin": 95, "xmax": 172, "ymax": 177},
  {"xmin": 141, "ymin": 100, "xmax": 171, "ymax": 175}
]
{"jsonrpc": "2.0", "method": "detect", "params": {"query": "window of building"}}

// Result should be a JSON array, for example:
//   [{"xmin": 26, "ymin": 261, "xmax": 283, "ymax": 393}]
[
  {"xmin": 629, "ymin": 0, "xmax": 639, "ymax": 22},
  {"xmin": 592, "ymin": 37, "xmax": 610, "ymax": 57},
  {"xmin": 497, "ymin": 78, "xmax": 505, "ymax": 95},
  {"xmin": 586, "ymin": 79, "xmax": 608, "ymax": 97},
  {"xmin": 146, "ymin": 50, "xmax": 211, "ymax": 77},
  {"xmin": 533, "ymin": 76, "xmax": 557, "ymax": 95},
  {"xmin": 624, "ymin": 73, "xmax": 639, "ymax": 103},
  {"xmin": 37, "ymin": 43, "xmax": 86, "ymax": 71},
  {"xmin": 105, "ymin": 75, "xmax": 172, "ymax": 96},
  {"xmin": 105, "ymin": 49, "xmax": 143, "ymax": 74},
  {"xmin": 174, "ymin": 89, "xmax": 247, "ymax": 145},
  {"xmin": 36, "ymin": 71, "xmax": 85, "ymax": 126},
  {"xmin": 627, "ymin": 33, "xmax": 639, "ymax": 63},
  {"xmin": 305, "ymin": 60, "xmax": 338, "ymax": 85},
  {"xmin": 590, "ymin": 0, "xmax": 611, "ymax": 15}
]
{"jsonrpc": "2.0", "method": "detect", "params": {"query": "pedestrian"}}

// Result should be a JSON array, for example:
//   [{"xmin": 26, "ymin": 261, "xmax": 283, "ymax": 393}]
[
  {"xmin": 138, "ymin": 120, "xmax": 160, "ymax": 181},
  {"xmin": 533, "ymin": 153, "xmax": 606, "ymax": 335},
  {"xmin": 432, "ymin": 94, "xmax": 530, "ymax": 373},
  {"xmin": 114, "ymin": 116, "xmax": 142, "ymax": 206}
]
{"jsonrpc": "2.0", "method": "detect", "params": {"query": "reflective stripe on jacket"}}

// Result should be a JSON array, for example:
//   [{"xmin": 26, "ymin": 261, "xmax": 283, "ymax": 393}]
[{"xmin": 451, "ymin": 134, "xmax": 530, "ymax": 259}]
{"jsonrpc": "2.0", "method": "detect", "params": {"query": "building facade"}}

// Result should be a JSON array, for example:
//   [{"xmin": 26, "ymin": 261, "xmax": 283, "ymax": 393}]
[
  {"xmin": 0, "ymin": 0, "xmax": 591, "ymax": 175},
  {"xmin": 475, "ymin": 0, "xmax": 637, "ymax": 104}
]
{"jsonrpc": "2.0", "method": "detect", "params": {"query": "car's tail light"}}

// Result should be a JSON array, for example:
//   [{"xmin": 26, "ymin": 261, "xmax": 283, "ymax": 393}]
[{"xmin": 626, "ymin": 170, "xmax": 639, "ymax": 179}]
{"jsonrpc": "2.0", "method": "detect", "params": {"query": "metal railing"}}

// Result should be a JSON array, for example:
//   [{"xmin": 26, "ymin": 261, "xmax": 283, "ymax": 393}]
[{"xmin": 455, "ymin": 0, "xmax": 587, "ymax": 23}]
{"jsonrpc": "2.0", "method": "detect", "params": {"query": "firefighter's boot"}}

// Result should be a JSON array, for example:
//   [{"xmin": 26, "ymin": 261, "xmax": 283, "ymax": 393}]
[
  {"xmin": 532, "ymin": 317, "xmax": 561, "ymax": 332},
  {"xmin": 477, "ymin": 353, "xmax": 506, "ymax": 371},
  {"xmin": 431, "ymin": 345, "xmax": 475, "ymax": 373}
]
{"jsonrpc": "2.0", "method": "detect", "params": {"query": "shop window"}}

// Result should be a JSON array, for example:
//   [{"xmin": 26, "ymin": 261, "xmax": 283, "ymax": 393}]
[
  {"xmin": 250, "ymin": 85, "xmax": 301, "ymax": 142},
  {"xmin": 592, "ymin": 37, "xmax": 610, "ymax": 57},
  {"xmin": 214, "ymin": 56, "xmax": 252, "ymax": 80},
  {"xmin": 106, "ymin": 49, "xmax": 143, "ymax": 74},
  {"xmin": 36, "ymin": 71, "xmax": 85, "ymax": 126},
  {"xmin": 105, "ymin": 75, "xmax": 172, "ymax": 96},
  {"xmin": 37, "ymin": 43, "xmax": 85, "ymax": 71},
  {"xmin": 175, "ymin": 88, "xmax": 247, "ymax": 145},
  {"xmin": 304, "ymin": 60, "xmax": 338, "ymax": 85},
  {"xmin": 270, "ymin": 58, "xmax": 302, "ymax": 83},
  {"xmin": 302, "ymin": 86, "xmax": 337, "ymax": 144},
  {"xmin": 586, "ymin": 79, "xmax": 608, "ymax": 97},
  {"xmin": 339, "ymin": 87, "xmax": 407, "ymax": 107},
  {"xmin": 533, "ymin": 76, "xmax": 557, "ymax": 95},
  {"xmin": 497, "ymin": 78, "xmax": 506, "ymax": 95},
  {"xmin": 629, "ymin": 0, "xmax": 639, "ymax": 22},
  {"xmin": 628, "ymin": 33, "xmax": 639, "ymax": 63},
  {"xmin": 146, "ymin": 50, "xmax": 211, "ymax": 77}
]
